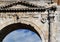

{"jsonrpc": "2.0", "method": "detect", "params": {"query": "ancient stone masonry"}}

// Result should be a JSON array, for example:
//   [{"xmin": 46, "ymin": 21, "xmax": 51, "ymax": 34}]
[{"xmin": 0, "ymin": 0, "xmax": 59, "ymax": 42}]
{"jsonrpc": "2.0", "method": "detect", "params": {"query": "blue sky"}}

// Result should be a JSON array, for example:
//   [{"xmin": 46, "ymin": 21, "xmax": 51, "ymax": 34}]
[{"xmin": 2, "ymin": 29, "xmax": 42, "ymax": 42}]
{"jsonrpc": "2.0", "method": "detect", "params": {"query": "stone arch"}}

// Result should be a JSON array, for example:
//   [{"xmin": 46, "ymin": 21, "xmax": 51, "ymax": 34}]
[{"xmin": 0, "ymin": 20, "xmax": 45, "ymax": 42}]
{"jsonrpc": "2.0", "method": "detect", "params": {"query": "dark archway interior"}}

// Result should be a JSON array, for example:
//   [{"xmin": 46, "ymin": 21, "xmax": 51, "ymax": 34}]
[{"xmin": 0, "ymin": 23, "xmax": 42, "ymax": 42}]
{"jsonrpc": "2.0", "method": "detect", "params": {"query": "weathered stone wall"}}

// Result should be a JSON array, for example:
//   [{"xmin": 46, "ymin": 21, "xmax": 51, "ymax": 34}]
[
  {"xmin": 0, "ymin": 11, "xmax": 58, "ymax": 42},
  {"xmin": 0, "ymin": 12, "xmax": 49, "ymax": 42},
  {"xmin": 0, "ymin": 1, "xmax": 59, "ymax": 42},
  {"xmin": 54, "ymin": 11, "xmax": 60, "ymax": 42}
]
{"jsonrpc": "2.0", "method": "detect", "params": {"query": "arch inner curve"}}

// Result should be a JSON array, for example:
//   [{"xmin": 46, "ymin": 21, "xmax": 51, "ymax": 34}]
[{"xmin": 0, "ymin": 23, "xmax": 42, "ymax": 42}]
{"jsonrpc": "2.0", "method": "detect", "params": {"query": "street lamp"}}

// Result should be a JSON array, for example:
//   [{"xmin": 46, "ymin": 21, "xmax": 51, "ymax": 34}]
[{"xmin": 47, "ymin": 6, "xmax": 57, "ymax": 42}]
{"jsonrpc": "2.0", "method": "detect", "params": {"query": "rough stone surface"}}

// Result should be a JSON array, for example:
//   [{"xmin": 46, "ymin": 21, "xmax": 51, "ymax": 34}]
[{"xmin": 0, "ymin": 1, "xmax": 59, "ymax": 42}]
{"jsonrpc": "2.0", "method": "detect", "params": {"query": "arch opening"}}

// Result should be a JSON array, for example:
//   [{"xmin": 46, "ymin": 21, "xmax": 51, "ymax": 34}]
[
  {"xmin": 2, "ymin": 29, "xmax": 42, "ymax": 42},
  {"xmin": 0, "ymin": 23, "xmax": 42, "ymax": 42}
]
